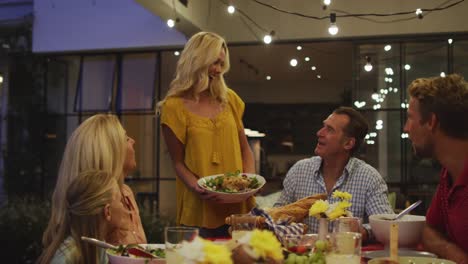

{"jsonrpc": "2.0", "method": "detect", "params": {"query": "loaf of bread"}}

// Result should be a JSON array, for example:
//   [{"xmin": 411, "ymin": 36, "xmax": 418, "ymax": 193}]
[{"xmin": 266, "ymin": 193, "xmax": 327, "ymax": 223}]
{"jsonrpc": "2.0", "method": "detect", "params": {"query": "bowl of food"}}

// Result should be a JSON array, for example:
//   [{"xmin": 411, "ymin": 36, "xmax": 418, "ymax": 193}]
[
  {"xmin": 198, "ymin": 171, "xmax": 266, "ymax": 203},
  {"xmin": 368, "ymin": 256, "xmax": 455, "ymax": 264},
  {"xmin": 107, "ymin": 244, "xmax": 165, "ymax": 264},
  {"xmin": 369, "ymin": 214, "xmax": 425, "ymax": 248}
]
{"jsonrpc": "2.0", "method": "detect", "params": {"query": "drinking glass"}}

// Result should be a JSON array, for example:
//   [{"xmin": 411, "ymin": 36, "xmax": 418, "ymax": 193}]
[
  {"xmin": 165, "ymin": 226, "xmax": 199, "ymax": 263},
  {"xmin": 326, "ymin": 217, "xmax": 362, "ymax": 264},
  {"xmin": 282, "ymin": 233, "xmax": 319, "ymax": 254}
]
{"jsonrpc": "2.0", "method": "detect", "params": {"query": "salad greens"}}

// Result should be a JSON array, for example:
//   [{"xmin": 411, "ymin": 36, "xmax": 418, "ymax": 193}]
[{"xmin": 203, "ymin": 170, "xmax": 261, "ymax": 193}]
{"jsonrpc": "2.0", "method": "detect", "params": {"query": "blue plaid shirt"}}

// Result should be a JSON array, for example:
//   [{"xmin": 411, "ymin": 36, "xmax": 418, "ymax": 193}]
[{"xmin": 274, "ymin": 156, "xmax": 393, "ymax": 233}]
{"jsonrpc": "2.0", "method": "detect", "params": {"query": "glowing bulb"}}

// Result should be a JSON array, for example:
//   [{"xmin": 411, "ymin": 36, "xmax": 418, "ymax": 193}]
[
  {"xmin": 415, "ymin": 8, "xmax": 423, "ymax": 19},
  {"xmin": 328, "ymin": 23, "xmax": 338, "ymax": 35},
  {"xmin": 376, "ymin": 120, "xmax": 383, "ymax": 125},
  {"xmin": 371, "ymin": 93, "xmax": 379, "ymax": 100},
  {"xmin": 227, "ymin": 5, "xmax": 235, "ymax": 14},
  {"xmin": 311, "ymin": 66, "xmax": 316, "ymax": 71},
  {"xmin": 263, "ymin": 34, "xmax": 272, "ymax": 44},
  {"xmin": 364, "ymin": 63, "xmax": 373, "ymax": 72},
  {"xmin": 440, "ymin": 72, "xmax": 446, "ymax": 77},
  {"xmin": 323, "ymin": 0, "xmax": 331, "ymax": 5},
  {"xmin": 297, "ymin": 45, "xmax": 302, "ymax": 50},
  {"xmin": 174, "ymin": 51, "xmax": 180, "ymax": 56},
  {"xmin": 305, "ymin": 57, "xmax": 310, "ymax": 62},
  {"xmin": 317, "ymin": 75, "xmax": 322, "ymax": 79},
  {"xmin": 384, "ymin": 45, "xmax": 392, "ymax": 51},
  {"xmin": 404, "ymin": 64, "xmax": 411, "ymax": 70},
  {"xmin": 448, "ymin": 38, "xmax": 453, "ymax": 45},
  {"xmin": 167, "ymin": 19, "xmax": 175, "ymax": 28},
  {"xmin": 266, "ymin": 75, "xmax": 271, "ymax": 80},
  {"xmin": 290, "ymin": 59, "xmax": 298, "ymax": 67}
]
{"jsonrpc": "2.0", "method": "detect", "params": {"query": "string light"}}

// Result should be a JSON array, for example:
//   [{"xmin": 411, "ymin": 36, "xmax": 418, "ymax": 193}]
[
  {"xmin": 296, "ymin": 45, "xmax": 302, "ymax": 50},
  {"xmin": 290, "ymin": 59, "xmax": 298, "ymax": 67},
  {"xmin": 311, "ymin": 66, "xmax": 317, "ymax": 71},
  {"xmin": 415, "ymin": 8, "xmax": 423, "ymax": 19},
  {"xmin": 354, "ymin": 101, "xmax": 366, "ymax": 108},
  {"xmin": 364, "ymin": 56, "xmax": 373, "ymax": 72},
  {"xmin": 448, "ymin": 38, "xmax": 453, "ymax": 44},
  {"xmin": 305, "ymin": 57, "xmax": 310, "ymax": 62},
  {"xmin": 263, "ymin": 31, "xmax": 274, "ymax": 44},
  {"xmin": 317, "ymin": 75, "xmax": 322, "ymax": 79},
  {"xmin": 266, "ymin": 75, "xmax": 272, "ymax": 80},
  {"xmin": 440, "ymin": 72, "xmax": 446, "ymax": 77},
  {"xmin": 384, "ymin": 45, "xmax": 392, "ymax": 51},
  {"xmin": 174, "ymin": 51, "xmax": 180, "ymax": 56},
  {"xmin": 404, "ymin": 64, "xmax": 411, "ymax": 70},
  {"xmin": 328, "ymin": 13, "xmax": 339, "ymax": 35},
  {"xmin": 227, "ymin": 5, "xmax": 235, "ymax": 14},
  {"xmin": 0, "ymin": 74, "xmax": 3, "ymax": 84},
  {"xmin": 167, "ymin": 19, "xmax": 175, "ymax": 28}
]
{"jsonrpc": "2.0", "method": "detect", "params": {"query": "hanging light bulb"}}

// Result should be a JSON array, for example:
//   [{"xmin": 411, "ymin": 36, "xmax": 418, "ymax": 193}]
[
  {"xmin": 328, "ymin": 13, "xmax": 339, "ymax": 36},
  {"xmin": 167, "ymin": 19, "xmax": 175, "ymax": 28},
  {"xmin": 404, "ymin": 64, "xmax": 411, "ymax": 70},
  {"xmin": 448, "ymin": 38, "xmax": 453, "ymax": 45},
  {"xmin": 415, "ymin": 8, "xmax": 423, "ymax": 19},
  {"xmin": 0, "ymin": 75, "xmax": 3, "ymax": 84},
  {"xmin": 263, "ymin": 31, "xmax": 274, "ymax": 44},
  {"xmin": 174, "ymin": 51, "xmax": 180, "ymax": 56},
  {"xmin": 296, "ymin": 45, "xmax": 302, "ymax": 50},
  {"xmin": 311, "ymin": 66, "xmax": 317, "ymax": 71},
  {"xmin": 305, "ymin": 57, "xmax": 310, "ymax": 62},
  {"xmin": 266, "ymin": 75, "xmax": 272, "ymax": 80},
  {"xmin": 323, "ymin": 0, "xmax": 331, "ymax": 6},
  {"xmin": 440, "ymin": 72, "xmax": 446, "ymax": 77},
  {"xmin": 227, "ymin": 5, "xmax": 235, "ymax": 14},
  {"xmin": 364, "ymin": 56, "xmax": 373, "ymax": 72},
  {"xmin": 290, "ymin": 59, "xmax": 298, "ymax": 67},
  {"xmin": 384, "ymin": 45, "xmax": 392, "ymax": 51}
]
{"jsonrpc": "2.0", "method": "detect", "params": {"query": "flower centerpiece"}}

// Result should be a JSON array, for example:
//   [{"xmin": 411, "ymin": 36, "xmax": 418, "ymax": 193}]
[
  {"xmin": 309, "ymin": 190, "xmax": 353, "ymax": 239},
  {"xmin": 231, "ymin": 229, "xmax": 284, "ymax": 264},
  {"xmin": 178, "ymin": 236, "xmax": 233, "ymax": 264}
]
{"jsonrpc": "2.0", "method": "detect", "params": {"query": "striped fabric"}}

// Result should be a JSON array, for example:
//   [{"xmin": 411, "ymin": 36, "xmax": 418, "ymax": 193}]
[
  {"xmin": 251, "ymin": 207, "xmax": 307, "ymax": 244},
  {"xmin": 274, "ymin": 156, "xmax": 393, "ymax": 234}
]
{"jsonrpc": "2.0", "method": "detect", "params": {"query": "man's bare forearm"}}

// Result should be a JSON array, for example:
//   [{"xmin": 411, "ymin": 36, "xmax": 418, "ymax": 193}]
[{"xmin": 422, "ymin": 224, "xmax": 468, "ymax": 263}]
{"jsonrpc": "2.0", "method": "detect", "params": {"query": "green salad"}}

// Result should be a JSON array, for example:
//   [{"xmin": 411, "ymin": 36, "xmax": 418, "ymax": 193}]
[{"xmin": 203, "ymin": 170, "xmax": 260, "ymax": 193}]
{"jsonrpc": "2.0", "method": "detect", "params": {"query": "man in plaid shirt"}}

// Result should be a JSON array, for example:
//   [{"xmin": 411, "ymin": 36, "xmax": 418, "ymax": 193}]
[{"xmin": 274, "ymin": 107, "xmax": 393, "ymax": 242}]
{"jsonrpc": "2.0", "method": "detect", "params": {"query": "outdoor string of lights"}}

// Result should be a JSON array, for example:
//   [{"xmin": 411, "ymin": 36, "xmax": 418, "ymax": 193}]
[
  {"xmin": 211, "ymin": 0, "xmax": 465, "ymax": 42},
  {"xmin": 164, "ymin": 0, "xmax": 464, "ymax": 47}
]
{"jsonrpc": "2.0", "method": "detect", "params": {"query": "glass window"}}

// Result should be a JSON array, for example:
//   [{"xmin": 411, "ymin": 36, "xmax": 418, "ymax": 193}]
[
  {"xmin": 354, "ymin": 43, "xmax": 401, "ymax": 110},
  {"xmin": 75, "ymin": 55, "xmax": 116, "ymax": 111},
  {"xmin": 453, "ymin": 40, "xmax": 468, "ymax": 77},
  {"xmin": 120, "ymin": 53, "xmax": 158, "ymax": 111}
]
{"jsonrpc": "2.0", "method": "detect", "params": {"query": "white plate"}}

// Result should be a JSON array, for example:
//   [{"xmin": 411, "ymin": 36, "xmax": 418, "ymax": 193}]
[
  {"xmin": 368, "ymin": 256, "xmax": 456, "ymax": 264},
  {"xmin": 197, "ymin": 173, "xmax": 266, "ymax": 203},
  {"xmin": 107, "ymin": 244, "xmax": 165, "ymax": 264},
  {"xmin": 363, "ymin": 249, "xmax": 436, "ymax": 259}
]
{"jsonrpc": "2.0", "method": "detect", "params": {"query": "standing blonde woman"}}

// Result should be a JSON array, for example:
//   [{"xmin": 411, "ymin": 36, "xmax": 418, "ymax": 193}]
[
  {"xmin": 41, "ymin": 114, "xmax": 146, "ymax": 248},
  {"xmin": 158, "ymin": 31, "xmax": 255, "ymax": 238},
  {"xmin": 39, "ymin": 170, "xmax": 124, "ymax": 264}
]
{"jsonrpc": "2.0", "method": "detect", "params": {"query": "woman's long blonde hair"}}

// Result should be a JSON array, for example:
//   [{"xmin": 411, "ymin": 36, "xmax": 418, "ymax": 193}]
[
  {"xmin": 41, "ymin": 114, "xmax": 127, "ymax": 250},
  {"xmin": 38, "ymin": 170, "xmax": 118, "ymax": 264},
  {"xmin": 157, "ymin": 31, "xmax": 231, "ymax": 112}
]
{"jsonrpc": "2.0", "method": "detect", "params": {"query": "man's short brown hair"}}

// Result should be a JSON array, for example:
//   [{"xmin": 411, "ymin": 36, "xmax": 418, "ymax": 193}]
[
  {"xmin": 408, "ymin": 74, "xmax": 468, "ymax": 139},
  {"xmin": 333, "ymin": 106, "xmax": 369, "ymax": 155}
]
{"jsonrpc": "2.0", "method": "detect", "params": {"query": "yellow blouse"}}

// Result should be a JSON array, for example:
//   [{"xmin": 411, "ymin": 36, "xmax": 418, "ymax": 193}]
[{"xmin": 160, "ymin": 88, "xmax": 255, "ymax": 228}]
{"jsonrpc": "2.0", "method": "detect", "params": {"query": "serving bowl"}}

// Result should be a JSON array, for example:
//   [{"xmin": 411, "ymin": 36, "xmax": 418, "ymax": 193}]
[
  {"xmin": 369, "ymin": 214, "xmax": 425, "ymax": 248},
  {"xmin": 107, "ymin": 244, "xmax": 165, "ymax": 264},
  {"xmin": 198, "ymin": 173, "xmax": 266, "ymax": 203}
]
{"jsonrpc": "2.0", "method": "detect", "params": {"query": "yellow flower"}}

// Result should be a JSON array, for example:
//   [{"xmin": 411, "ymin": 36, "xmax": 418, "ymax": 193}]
[
  {"xmin": 201, "ymin": 239, "xmax": 233, "ymax": 264},
  {"xmin": 327, "ymin": 207, "xmax": 346, "ymax": 220},
  {"xmin": 332, "ymin": 190, "xmax": 352, "ymax": 201},
  {"xmin": 249, "ymin": 230, "xmax": 284, "ymax": 261},
  {"xmin": 337, "ymin": 200, "xmax": 352, "ymax": 210},
  {"xmin": 309, "ymin": 199, "xmax": 329, "ymax": 218}
]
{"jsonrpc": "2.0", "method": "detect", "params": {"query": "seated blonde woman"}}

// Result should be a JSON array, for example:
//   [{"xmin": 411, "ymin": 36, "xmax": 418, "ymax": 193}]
[
  {"xmin": 38, "ymin": 170, "xmax": 124, "ymax": 264},
  {"xmin": 42, "ymin": 114, "xmax": 146, "ymax": 247}
]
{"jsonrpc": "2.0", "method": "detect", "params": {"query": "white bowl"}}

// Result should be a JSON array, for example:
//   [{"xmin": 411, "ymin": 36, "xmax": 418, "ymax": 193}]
[
  {"xmin": 368, "ymin": 256, "xmax": 455, "ymax": 264},
  {"xmin": 198, "ymin": 173, "xmax": 266, "ymax": 203},
  {"xmin": 107, "ymin": 244, "xmax": 165, "ymax": 264},
  {"xmin": 369, "ymin": 214, "xmax": 425, "ymax": 248}
]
